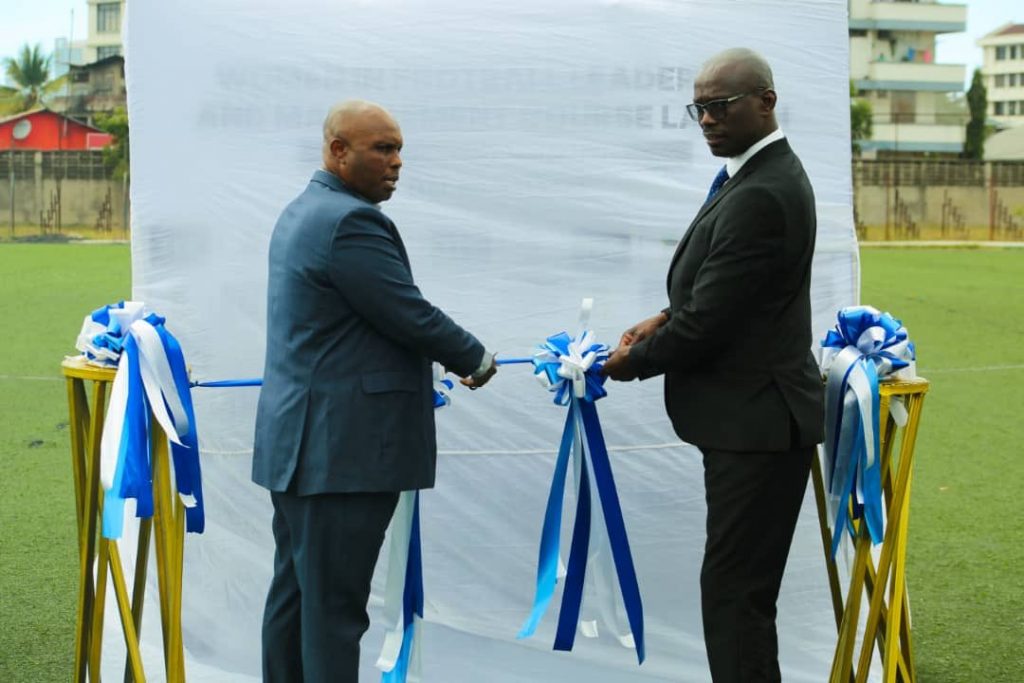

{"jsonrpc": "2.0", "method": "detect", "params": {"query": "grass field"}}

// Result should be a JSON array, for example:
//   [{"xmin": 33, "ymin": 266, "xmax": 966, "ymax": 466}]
[{"xmin": 1, "ymin": 244, "xmax": 1022, "ymax": 681}]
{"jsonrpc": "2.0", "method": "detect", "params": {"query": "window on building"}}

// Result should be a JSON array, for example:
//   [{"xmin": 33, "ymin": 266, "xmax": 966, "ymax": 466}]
[
  {"xmin": 1010, "ymin": 102, "xmax": 1019, "ymax": 116},
  {"xmin": 1010, "ymin": 74, "xmax": 1019, "ymax": 87},
  {"xmin": 995, "ymin": 74, "xmax": 1006, "ymax": 87},
  {"xmin": 97, "ymin": 3, "xmax": 121, "ymax": 33},
  {"xmin": 995, "ymin": 102, "xmax": 1005, "ymax": 115},
  {"xmin": 892, "ymin": 91, "xmax": 915, "ymax": 124},
  {"xmin": 1012, "ymin": 46, "xmax": 1019, "ymax": 60},
  {"xmin": 996, "ymin": 46, "xmax": 1006, "ymax": 60},
  {"xmin": 96, "ymin": 46, "xmax": 121, "ymax": 60}
]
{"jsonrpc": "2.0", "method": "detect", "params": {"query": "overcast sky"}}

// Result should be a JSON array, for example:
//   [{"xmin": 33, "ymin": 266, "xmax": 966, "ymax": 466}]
[{"xmin": 0, "ymin": 0, "xmax": 1020, "ymax": 88}]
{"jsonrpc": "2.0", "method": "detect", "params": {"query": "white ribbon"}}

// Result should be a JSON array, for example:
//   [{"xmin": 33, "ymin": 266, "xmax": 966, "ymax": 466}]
[
  {"xmin": 555, "ymin": 331, "xmax": 600, "ymax": 399},
  {"xmin": 573, "ymin": 408, "xmax": 635, "ymax": 648},
  {"xmin": 376, "ymin": 490, "xmax": 420, "ymax": 678},
  {"xmin": 98, "ymin": 310, "xmax": 195, "ymax": 506}
]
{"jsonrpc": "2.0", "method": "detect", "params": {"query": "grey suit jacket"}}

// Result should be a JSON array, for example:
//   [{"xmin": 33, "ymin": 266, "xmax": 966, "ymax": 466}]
[
  {"xmin": 629, "ymin": 139, "xmax": 824, "ymax": 452},
  {"xmin": 252, "ymin": 170, "xmax": 484, "ymax": 494}
]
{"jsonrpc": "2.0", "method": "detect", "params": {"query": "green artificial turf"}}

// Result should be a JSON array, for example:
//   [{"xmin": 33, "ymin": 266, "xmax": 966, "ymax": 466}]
[
  {"xmin": 0, "ymin": 244, "xmax": 1021, "ymax": 681},
  {"xmin": 859, "ymin": 248, "xmax": 1024, "ymax": 682},
  {"xmin": 0, "ymin": 244, "xmax": 131, "ymax": 682}
]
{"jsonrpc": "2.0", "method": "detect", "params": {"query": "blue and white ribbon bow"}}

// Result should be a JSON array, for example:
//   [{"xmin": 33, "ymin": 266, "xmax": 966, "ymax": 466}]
[
  {"xmin": 376, "ymin": 364, "xmax": 452, "ymax": 682},
  {"xmin": 820, "ymin": 305, "xmax": 916, "ymax": 557},
  {"xmin": 75, "ymin": 302, "xmax": 205, "ymax": 539},
  {"xmin": 519, "ymin": 322, "xmax": 645, "ymax": 664}
]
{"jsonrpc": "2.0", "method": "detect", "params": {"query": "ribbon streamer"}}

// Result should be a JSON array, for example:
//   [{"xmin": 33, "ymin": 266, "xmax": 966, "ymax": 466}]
[
  {"xmin": 76, "ymin": 302, "xmax": 206, "ymax": 539},
  {"xmin": 377, "ymin": 490, "xmax": 424, "ymax": 683},
  {"xmin": 518, "ymin": 323, "xmax": 645, "ymax": 664},
  {"xmin": 820, "ymin": 305, "xmax": 915, "ymax": 557},
  {"xmin": 375, "ymin": 363, "xmax": 453, "ymax": 682}
]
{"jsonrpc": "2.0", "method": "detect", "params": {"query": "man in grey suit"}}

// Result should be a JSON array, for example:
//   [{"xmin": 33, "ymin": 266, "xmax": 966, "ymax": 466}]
[
  {"xmin": 252, "ymin": 100, "xmax": 497, "ymax": 682},
  {"xmin": 603, "ymin": 49, "xmax": 823, "ymax": 682}
]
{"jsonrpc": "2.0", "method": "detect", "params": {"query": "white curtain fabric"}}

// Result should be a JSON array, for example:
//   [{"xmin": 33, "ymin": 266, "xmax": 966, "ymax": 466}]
[{"xmin": 112, "ymin": 1, "xmax": 857, "ymax": 680}]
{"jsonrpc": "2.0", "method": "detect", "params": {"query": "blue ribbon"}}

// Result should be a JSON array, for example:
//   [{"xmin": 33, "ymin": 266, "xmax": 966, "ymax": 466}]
[
  {"xmin": 821, "ymin": 306, "xmax": 915, "ymax": 557},
  {"xmin": 518, "ymin": 330, "xmax": 645, "ymax": 664},
  {"xmin": 379, "ymin": 369, "xmax": 453, "ymax": 682},
  {"xmin": 80, "ymin": 301, "xmax": 129, "ymax": 364},
  {"xmin": 191, "ymin": 378, "xmax": 263, "ymax": 388},
  {"xmin": 152, "ymin": 315, "xmax": 205, "ymax": 534},
  {"xmin": 82, "ymin": 304, "xmax": 206, "ymax": 539},
  {"xmin": 381, "ymin": 491, "xmax": 424, "ymax": 683},
  {"xmin": 102, "ymin": 332, "xmax": 150, "ymax": 538}
]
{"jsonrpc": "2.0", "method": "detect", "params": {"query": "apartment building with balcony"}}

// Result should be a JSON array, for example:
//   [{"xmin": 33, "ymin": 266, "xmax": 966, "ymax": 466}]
[
  {"xmin": 849, "ymin": 0, "xmax": 968, "ymax": 157},
  {"xmin": 85, "ymin": 0, "xmax": 126, "ymax": 63},
  {"xmin": 979, "ymin": 23, "xmax": 1024, "ymax": 128}
]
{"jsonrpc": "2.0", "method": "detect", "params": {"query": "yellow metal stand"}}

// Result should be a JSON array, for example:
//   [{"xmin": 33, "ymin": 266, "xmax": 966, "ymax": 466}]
[
  {"xmin": 812, "ymin": 377, "xmax": 929, "ymax": 683},
  {"xmin": 63, "ymin": 356, "xmax": 187, "ymax": 682}
]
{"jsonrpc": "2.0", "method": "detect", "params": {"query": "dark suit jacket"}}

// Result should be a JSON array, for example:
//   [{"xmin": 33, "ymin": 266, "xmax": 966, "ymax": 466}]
[
  {"xmin": 629, "ymin": 139, "xmax": 824, "ymax": 452},
  {"xmin": 252, "ymin": 170, "xmax": 484, "ymax": 494}
]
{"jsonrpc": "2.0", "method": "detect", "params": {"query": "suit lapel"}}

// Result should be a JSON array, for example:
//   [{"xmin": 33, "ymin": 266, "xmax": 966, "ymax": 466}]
[
  {"xmin": 664, "ymin": 140, "xmax": 792, "ymax": 285},
  {"xmin": 665, "ymin": 167, "xmax": 745, "ymax": 282}
]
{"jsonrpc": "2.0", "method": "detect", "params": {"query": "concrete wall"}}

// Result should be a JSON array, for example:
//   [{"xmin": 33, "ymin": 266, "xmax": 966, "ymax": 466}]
[
  {"xmin": 0, "ymin": 151, "xmax": 129, "ymax": 234},
  {"xmin": 2, "ymin": 177, "xmax": 130, "ymax": 233},
  {"xmin": 854, "ymin": 183, "xmax": 1024, "ymax": 240},
  {"xmin": 853, "ymin": 160, "xmax": 1024, "ymax": 241}
]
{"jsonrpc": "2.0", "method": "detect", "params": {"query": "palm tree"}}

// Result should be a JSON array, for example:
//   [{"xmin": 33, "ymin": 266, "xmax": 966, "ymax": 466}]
[{"xmin": 0, "ymin": 44, "xmax": 66, "ymax": 114}]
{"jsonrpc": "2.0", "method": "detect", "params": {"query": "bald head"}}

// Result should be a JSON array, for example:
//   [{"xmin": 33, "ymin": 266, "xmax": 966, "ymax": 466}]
[
  {"xmin": 697, "ymin": 48, "xmax": 774, "ymax": 95},
  {"xmin": 322, "ymin": 100, "xmax": 396, "ymax": 162},
  {"xmin": 322, "ymin": 99, "xmax": 403, "ymax": 203},
  {"xmin": 692, "ymin": 48, "xmax": 778, "ymax": 158}
]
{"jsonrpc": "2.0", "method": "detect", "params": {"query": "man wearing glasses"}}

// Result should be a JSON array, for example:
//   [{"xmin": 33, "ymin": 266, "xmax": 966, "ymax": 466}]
[{"xmin": 603, "ymin": 48, "xmax": 823, "ymax": 682}]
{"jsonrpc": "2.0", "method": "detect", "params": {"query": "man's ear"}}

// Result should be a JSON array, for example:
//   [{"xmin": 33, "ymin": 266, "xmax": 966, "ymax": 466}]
[
  {"xmin": 329, "ymin": 137, "xmax": 347, "ymax": 163},
  {"xmin": 761, "ymin": 89, "xmax": 777, "ymax": 113}
]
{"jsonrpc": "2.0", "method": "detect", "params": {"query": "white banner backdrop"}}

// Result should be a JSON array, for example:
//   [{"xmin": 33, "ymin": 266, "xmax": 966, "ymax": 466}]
[{"xmin": 116, "ymin": 1, "xmax": 857, "ymax": 680}]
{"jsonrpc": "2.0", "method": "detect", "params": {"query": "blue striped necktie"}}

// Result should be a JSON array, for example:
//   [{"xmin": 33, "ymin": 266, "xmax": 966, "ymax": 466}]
[{"xmin": 705, "ymin": 166, "xmax": 729, "ymax": 202}]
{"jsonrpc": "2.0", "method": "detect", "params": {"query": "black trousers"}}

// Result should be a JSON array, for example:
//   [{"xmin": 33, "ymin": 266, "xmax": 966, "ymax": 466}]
[
  {"xmin": 699, "ymin": 445, "xmax": 814, "ymax": 683},
  {"xmin": 262, "ymin": 490, "xmax": 399, "ymax": 683}
]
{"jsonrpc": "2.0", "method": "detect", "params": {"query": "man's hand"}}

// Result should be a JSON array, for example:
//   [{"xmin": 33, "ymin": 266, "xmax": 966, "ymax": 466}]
[
  {"xmin": 460, "ymin": 356, "xmax": 497, "ymax": 390},
  {"xmin": 602, "ymin": 344, "xmax": 639, "ymax": 381},
  {"xmin": 619, "ymin": 311, "xmax": 669, "ymax": 346}
]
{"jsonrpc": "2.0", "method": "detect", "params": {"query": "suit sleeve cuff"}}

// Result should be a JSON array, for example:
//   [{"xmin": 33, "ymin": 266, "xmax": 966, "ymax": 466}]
[
  {"xmin": 627, "ymin": 339, "xmax": 659, "ymax": 380},
  {"xmin": 471, "ymin": 349, "xmax": 494, "ymax": 378}
]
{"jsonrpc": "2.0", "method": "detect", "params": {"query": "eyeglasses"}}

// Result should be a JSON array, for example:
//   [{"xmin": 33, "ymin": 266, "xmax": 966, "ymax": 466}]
[{"xmin": 685, "ymin": 91, "xmax": 762, "ymax": 122}]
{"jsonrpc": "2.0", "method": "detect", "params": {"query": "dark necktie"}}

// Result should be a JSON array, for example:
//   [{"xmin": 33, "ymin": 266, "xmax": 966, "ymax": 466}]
[{"xmin": 705, "ymin": 166, "xmax": 729, "ymax": 202}]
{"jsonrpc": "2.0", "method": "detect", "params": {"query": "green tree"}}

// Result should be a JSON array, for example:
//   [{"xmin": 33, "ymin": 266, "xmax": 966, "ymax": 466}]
[
  {"xmin": 964, "ymin": 68, "xmax": 987, "ymax": 159},
  {"xmin": 850, "ymin": 81, "xmax": 873, "ymax": 155},
  {"xmin": 95, "ymin": 107, "xmax": 129, "ymax": 179},
  {"xmin": 0, "ymin": 44, "xmax": 65, "ymax": 114}
]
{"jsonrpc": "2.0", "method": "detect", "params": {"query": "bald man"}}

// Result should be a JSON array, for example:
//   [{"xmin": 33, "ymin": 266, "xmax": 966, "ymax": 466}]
[
  {"xmin": 253, "ymin": 100, "xmax": 496, "ymax": 682},
  {"xmin": 603, "ymin": 50, "xmax": 823, "ymax": 681}
]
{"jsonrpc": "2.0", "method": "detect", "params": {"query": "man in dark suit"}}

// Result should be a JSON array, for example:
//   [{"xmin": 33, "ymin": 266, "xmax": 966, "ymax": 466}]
[
  {"xmin": 252, "ymin": 100, "xmax": 497, "ymax": 682},
  {"xmin": 602, "ymin": 49, "xmax": 824, "ymax": 682}
]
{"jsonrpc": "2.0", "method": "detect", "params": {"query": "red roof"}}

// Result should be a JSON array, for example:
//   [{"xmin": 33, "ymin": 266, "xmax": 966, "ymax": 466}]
[{"xmin": 0, "ymin": 108, "xmax": 112, "ymax": 151}]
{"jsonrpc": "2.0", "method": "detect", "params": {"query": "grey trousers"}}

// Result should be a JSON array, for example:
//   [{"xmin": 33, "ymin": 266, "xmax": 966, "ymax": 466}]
[{"xmin": 262, "ymin": 490, "xmax": 399, "ymax": 683}]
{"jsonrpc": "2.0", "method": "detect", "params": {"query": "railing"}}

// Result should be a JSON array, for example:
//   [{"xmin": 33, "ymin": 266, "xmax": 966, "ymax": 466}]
[
  {"xmin": 853, "ymin": 159, "xmax": 989, "ymax": 187},
  {"xmin": 0, "ymin": 151, "xmax": 114, "ymax": 181}
]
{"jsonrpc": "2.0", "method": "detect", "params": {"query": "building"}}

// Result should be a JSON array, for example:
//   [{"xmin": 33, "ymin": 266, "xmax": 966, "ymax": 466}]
[
  {"xmin": 0, "ymin": 109, "xmax": 112, "ymax": 151},
  {"xmin": 53, "ymin": 37, "xmax": 87, "ymax": 79},
  {"xmin": 978, "ymin": 23, "xmax": 1024, "ymax": 128},
  {"xmin": 85, "ymin": 0, "xmax": 126, "ymax": 63},
  {"xmin": 849, "ymin": 0, "xmax": 968, "ymax": 156},
  {"xmin": 61, "ymin": 56, "xmax": 127, "ymax": 127},
  {"xmin": 984, "ymin": 125, "xmax": 1024, "ymax": 160}
]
